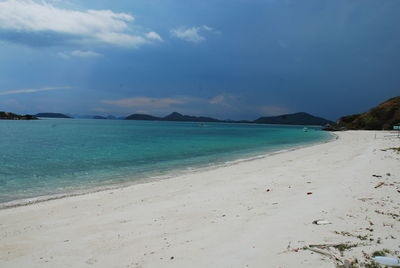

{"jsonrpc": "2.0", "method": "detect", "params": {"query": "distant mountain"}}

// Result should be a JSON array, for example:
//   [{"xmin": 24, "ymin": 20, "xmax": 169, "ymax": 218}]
[
  {"xmin": 67, "ymin": 114, "xmax": 119, "ymax": 119},
  {"xmin": 225, "ymin": 119, "xmax": 252, "ymax": 124},
  {"xmin": 125, "ymin": 112, "xmax": 222, "ymax": 122},
  {"xmin": 125, "ymin": 114, "xmax": 161, "ymax": 120},
  {"xmin": 254, "ymin": 112, "xmax": 333, "ymax": 126},
  {"xmin": 125, "ymin": 111, "xmax": 332, "ymax": 125},
  {"xmin": 162, "ymin": 112, "xmax": 222, "ymax": 122},
  {"xmin": 69, "ymin": 114, "xmax": 95, "ymax": 119},
  {"xmin": 337, "ymin": 96, "xmax": 400, "ymax": 130},
  {"xmin": 35, "ymin": 113, "xmax": 71, "ymax": 118},
  {"xmin": 0, "ymin": 111, "xmax": 38, "ymax": 120},
  {"xmin": 93, "ymin": 115, "xmax": 107, "ymax": 119}
]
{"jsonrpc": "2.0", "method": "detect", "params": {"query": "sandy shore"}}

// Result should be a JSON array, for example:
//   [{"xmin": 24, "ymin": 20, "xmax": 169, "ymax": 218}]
[{"xmin": 0, "ymin": 131, "xmax": 399, "ymax": 267}]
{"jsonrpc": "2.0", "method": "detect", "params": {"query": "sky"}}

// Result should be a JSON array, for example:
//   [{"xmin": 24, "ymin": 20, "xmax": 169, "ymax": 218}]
[{"xmin": 0, "ymin": 0, "xmax": 399, "ymax": 120}]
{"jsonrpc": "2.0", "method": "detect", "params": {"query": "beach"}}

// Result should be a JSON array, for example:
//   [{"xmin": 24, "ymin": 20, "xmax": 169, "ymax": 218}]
[{"xmin": 0, "ymin": 130, "xmax": 399, "ymax": 267}]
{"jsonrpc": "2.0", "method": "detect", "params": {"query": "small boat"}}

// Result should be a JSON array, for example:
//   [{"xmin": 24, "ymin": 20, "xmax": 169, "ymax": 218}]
[{"xmin": 303, "ymin": 127, "xmax": 308, "ymax": 132}]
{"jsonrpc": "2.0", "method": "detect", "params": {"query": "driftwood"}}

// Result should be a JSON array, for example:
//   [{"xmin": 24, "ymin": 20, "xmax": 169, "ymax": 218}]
[
  {"xmin": 306, "ymin": 247, "xmax": 344, "ymax": 267},
  {"xmin": 358, "ymin": 197, "xmax": 373, "ymax": 202},
  {"xmin": 306, "ymin": 243, "xmax": 360, "ymax": 268},
  {"xmin": 281, "ymin": 243, "xmax": 358, "ymax": 268},
  {"xmin": 309, "ymin": 243, "xmax": 342, "ymax": 249},
  {"xmin": 374, "ymin": 182, "xmax": 385, "ymax": 188}
]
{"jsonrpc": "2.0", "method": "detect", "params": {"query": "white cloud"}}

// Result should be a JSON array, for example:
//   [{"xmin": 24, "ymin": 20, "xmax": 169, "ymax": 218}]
[
  {"xmin": 146, "ymin": 31, "xmax": 163, "ymax": 42},
  {"xmin": 0, "ymin": 0, "xmax": 162, "ymax": 48},
  {"xmin": 71, "ymin": 50, "xmax": 101, "ymax": 57},
  {"xmin": 202, "ymin": 25, "xmax": 213, "ymax": 31},
  {"xmin": 100, "ymin": 94, "xmax": 292, "ymax": 119},
  {"xmin": 58, "ymin": 50, "xmax": 102, "ymax": 58},
  {"xmin": 259, "ymin": 105, "xmax": 290, "ymax": 116},
  {"xmin": 57, "ymin": 52, "xmax": 70, "ymax": 59},
  {"xmin": 0, "ymin": 86, "xmax": 72, "ymax": 96},
  {"xmin": 170, "ymin": 25, "xmax": 215, "ymax": 43},
  {"xmin": 209, "ymin": 94, "xmax": 237, "ymax": 106},
  {"xmin": 102, "ymin": 97, "xmax": 187, "ymax": 108},
  {"xmin": 103, "ymin": 94, "xmax": 242, "ymax": 112},
  {"xmin": 209, "ymin": 95, "xmax": 225, "ymax": 105}
]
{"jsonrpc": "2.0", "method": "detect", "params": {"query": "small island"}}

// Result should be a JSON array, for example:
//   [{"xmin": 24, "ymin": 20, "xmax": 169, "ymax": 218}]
[
  {"xmin": 93, "ymin": 115, "xmax": 107, "ymax": 119},
  {"xmin": 35, "ymin": 113, "xmax": 71, "ymax": 118}
]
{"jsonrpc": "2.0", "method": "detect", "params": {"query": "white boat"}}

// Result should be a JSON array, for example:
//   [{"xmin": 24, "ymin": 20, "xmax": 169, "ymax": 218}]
[{"xmin": 303, "ymin": 127, "xmax": 308, "ymax": 132}]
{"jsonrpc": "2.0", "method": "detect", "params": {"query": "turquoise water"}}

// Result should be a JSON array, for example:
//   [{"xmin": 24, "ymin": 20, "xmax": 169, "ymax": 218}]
[{"xmin": 0, "ymin": 119, "xmax": 332, "ymax": 204}]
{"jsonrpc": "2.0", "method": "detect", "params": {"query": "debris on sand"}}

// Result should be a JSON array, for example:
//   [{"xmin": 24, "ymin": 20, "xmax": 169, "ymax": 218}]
[
  {"xmin": 303, "ymin": 243, "xmax": 360, "ymax": 267},
  {"xmin": 381, "ymin": 147, "xmax": 400, "ymax": 153},
  {"xmin": 374, "ymin": 182, "xmax": 385, "ymax": 189},
  {"xmin": 312, "ymin": 219, "xmax": 332, "ymax": 225},
  {"xmin": 372, "ymin": 256, "xmax": 400, "ymax": 267}
]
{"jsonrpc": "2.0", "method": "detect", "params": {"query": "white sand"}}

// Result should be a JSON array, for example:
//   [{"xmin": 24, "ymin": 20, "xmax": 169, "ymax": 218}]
[{"xmin": 0, "ymin": 131, "xmax": 399, "ymax": 268}]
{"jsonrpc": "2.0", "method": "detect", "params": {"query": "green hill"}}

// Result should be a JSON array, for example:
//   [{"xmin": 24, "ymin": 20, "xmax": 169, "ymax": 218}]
[
  {"xmin": 338, "ymin": 96, "xmax": 400, "ymax": 130},
  {"xmin": 0, "ymin": 111, "xmax": 38, "ymax": 120}
]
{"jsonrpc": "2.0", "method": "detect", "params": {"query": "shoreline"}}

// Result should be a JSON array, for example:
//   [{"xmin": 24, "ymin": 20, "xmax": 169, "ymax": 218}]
[
  {"xmin": 1, "ymin": 131, "xmax": 398, "ymax": 268},
  {"xmin": 0, "ymin": 132, "xmax": 336, "ymax": 210}
]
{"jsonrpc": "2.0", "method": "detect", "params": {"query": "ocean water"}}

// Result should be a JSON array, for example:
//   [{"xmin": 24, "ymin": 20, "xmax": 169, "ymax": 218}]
[{"xmin": 0, "ymin": 119, "xmax": 332, "ymax": 204}]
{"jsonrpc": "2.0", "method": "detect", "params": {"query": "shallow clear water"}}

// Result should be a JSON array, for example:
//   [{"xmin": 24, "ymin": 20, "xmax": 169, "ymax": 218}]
[{"xmin": 0, "ymin": 119, "xmax": 332, "ymax": 203}]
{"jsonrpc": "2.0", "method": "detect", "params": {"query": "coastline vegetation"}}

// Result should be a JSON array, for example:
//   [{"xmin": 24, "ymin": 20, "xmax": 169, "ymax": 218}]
[
  {"xmin": 0, "ymin": 111, "xmax": 37, "ymax": 120},
  {"xmin": 337, "ymin": 96, "xmax": 400, "ymax": 130}
]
